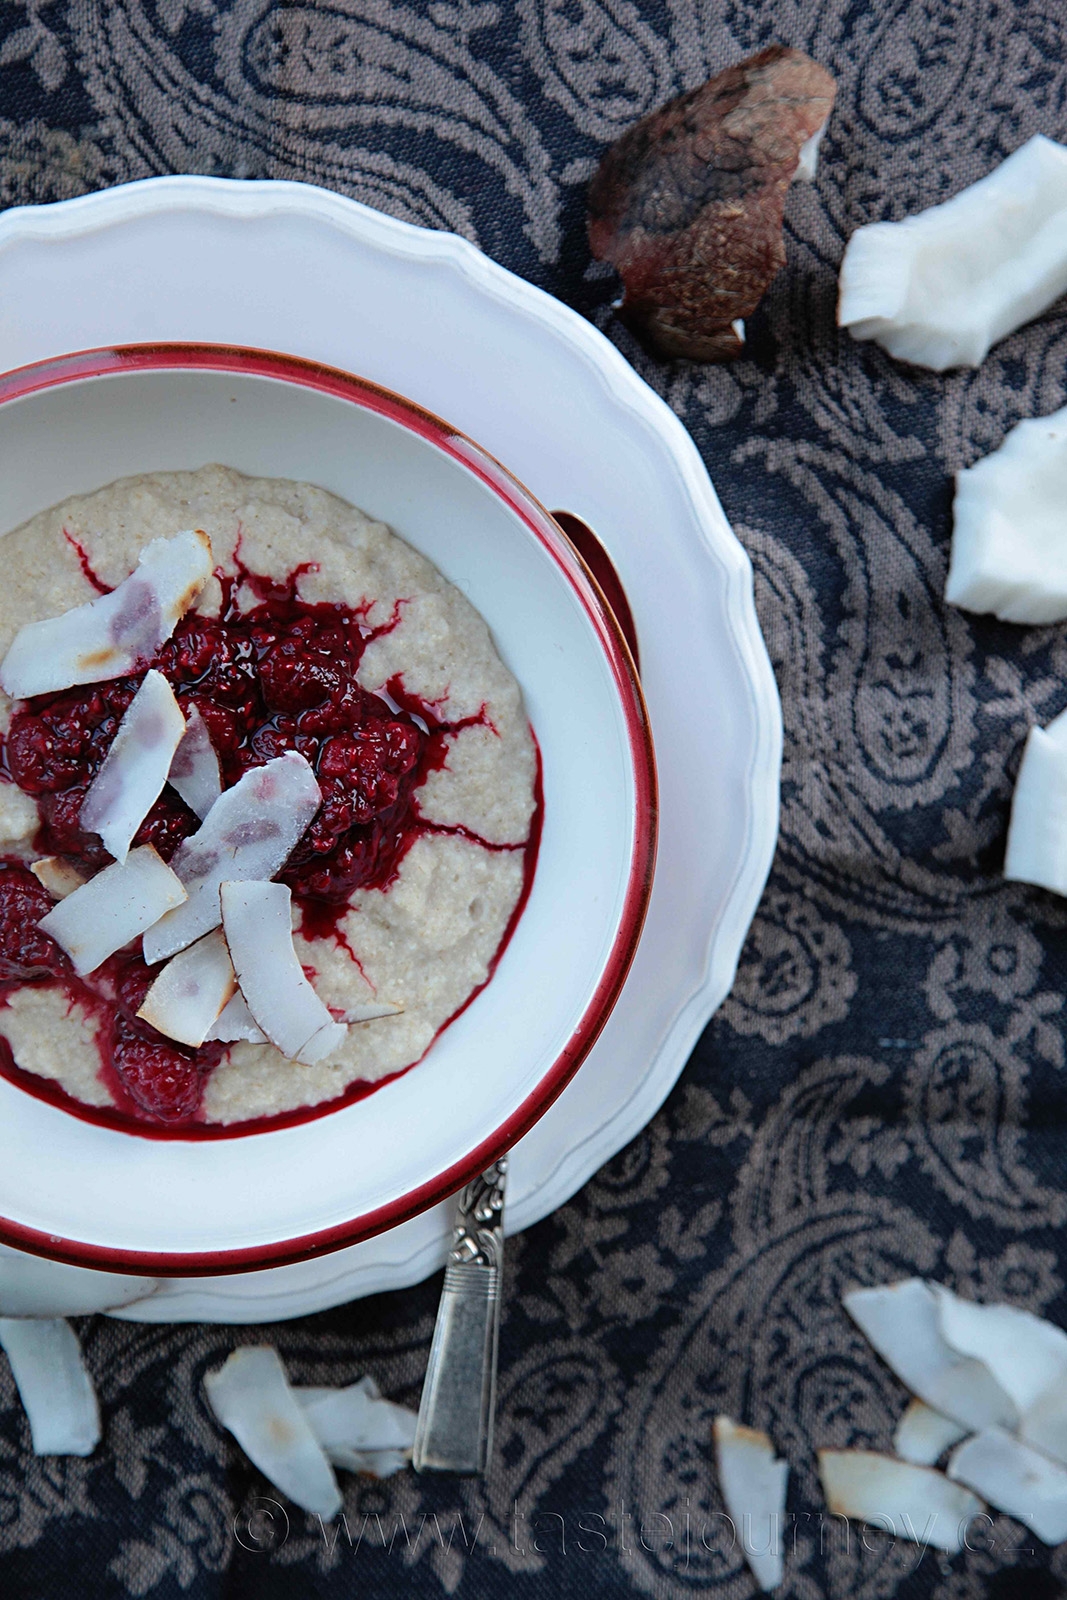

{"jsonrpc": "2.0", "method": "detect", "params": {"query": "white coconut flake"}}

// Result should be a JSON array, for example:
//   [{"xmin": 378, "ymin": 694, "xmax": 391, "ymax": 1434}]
[
  {"xmin": 0, "ymin": 529, "xmax": 213, "ymax": 698},
  {"xmin": 0, "ymin": 1247, "xmax": 157, "ymax": 1318},
  {"xmin": 143, "ymin": 752, "xmax": 322, "ymax": 962},
  {"xmin": 843, "ymin": 1280, "xmax": 1017, "ymax": 1432},
  {"xmin": 220, "ymin": 881, "xmax": 346, "ymax": 1065},
  {"xmin": 168, "ymin": 704, "xmax": 222, "ymax": 820},
  {"xmin": 1022, "ymin": 1378, "xmax": 1067, "ymax": 1466},
  {"xmin": 30, "ymin": 857, "xmax": 87, "ymax": 900},
  {"xmin": 80, "ymin": 670, "xmax": 186, "ymax": 864},
  {"xmin": 946, "ymin": 406, "xmax": 1067, "ymax": 622},
  {"xmin": 0, "ymin": 1317, "xmax": 100, "ymax": 1455},
  {"xmin": 838, "ymin": 135, "xmax": 1067, "ymax": 371},
  {"xmin": 295, "ymin": 1377, "xmax": 416, "ymax": 1478},
  {"xmin": 204, "ymin": 989, "xmax": 267, "ymax": 1044},
  {"xmin": 818, "ymin": 1450, "xmax": 982, "ymax": 1554},
  {"xmin": 893, "ymin": 1399, "xmax": 970, "ymax": 1467},
  {"xmin": 39, "ymin": 846, "xmax": 187, "ymax": 977},
  {"xmin": 713, "ymin": 1416, "xmax": 788, "ymax": 1591},
  {"xmin": 137, "ymin": 929, "xmax": 236, "ymax": 1048},
  {"xmin": 934, "ymin": 1287, "xmax": 1067, "ymax": 1414},
  {"xmin": 204, "ymin": 1347, "xmax": 341, "ymax": 1519},
  {"xmin": 1004, "ymin": 708, "xmax": 1067, "ymax": 897},
  {"xmin": 949, "ymin": 1428, "xmax": 1067, "ymax": 1546}
]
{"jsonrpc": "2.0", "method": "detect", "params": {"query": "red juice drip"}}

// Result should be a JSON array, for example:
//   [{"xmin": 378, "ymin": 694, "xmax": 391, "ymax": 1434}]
[{"xmin": 62, "ymin": 529, "xmax": 112, "ymax": 595}]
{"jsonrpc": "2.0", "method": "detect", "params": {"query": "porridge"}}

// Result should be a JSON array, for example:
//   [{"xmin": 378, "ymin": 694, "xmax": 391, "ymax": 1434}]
[{"xmin": 0, "ymin": 465, "xmax": 540, "ymax": 1129}]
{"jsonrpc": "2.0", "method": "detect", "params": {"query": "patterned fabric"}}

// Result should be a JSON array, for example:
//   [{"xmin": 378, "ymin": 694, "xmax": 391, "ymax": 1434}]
[{"xmin": 3, "ymin": 1, "xmax": 1067, "ymax": 1595}]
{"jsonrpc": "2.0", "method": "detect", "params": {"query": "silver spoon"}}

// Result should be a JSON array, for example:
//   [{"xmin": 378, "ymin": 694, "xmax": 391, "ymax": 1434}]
[{"xmin": 412, "ymin": 1157, "xmax": 507, "ymax": 1474}]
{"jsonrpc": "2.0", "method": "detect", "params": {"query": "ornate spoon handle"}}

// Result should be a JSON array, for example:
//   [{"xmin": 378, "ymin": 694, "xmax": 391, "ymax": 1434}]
[{"xmin": 412, "ymin": 1157, "xmax": 507, "ymax": 1475}]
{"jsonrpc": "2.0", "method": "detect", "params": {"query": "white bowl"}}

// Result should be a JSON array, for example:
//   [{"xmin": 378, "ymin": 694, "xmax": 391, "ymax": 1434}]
[{"xmin": 0, "ymin": 345, "xmax": 656, "ymax": 1273}]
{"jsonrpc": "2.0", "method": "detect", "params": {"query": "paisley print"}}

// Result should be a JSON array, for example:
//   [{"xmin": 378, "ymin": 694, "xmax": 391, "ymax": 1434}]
[
  {"xmin": 517, "ymin": 0, "xmax": 674, "ymax": 140},
  {"xmin": 4, "ymin": 0, "xmax": 1067, "ymax": 1595},
  {"xmin": 720, "ymin": 885, "xmax": 856, "ymax": 1043}
]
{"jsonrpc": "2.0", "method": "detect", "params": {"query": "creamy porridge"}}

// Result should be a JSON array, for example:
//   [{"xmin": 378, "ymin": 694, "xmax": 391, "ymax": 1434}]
[{"xmin": 0, "ymin": 465, "xmax": 539, "ymax": 1128}]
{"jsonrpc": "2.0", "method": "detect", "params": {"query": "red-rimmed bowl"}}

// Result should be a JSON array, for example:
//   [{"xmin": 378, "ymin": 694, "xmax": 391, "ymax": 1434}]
[{"xmin": 0, "ymin": 344, "xmax": 656, "ymax": 1274}]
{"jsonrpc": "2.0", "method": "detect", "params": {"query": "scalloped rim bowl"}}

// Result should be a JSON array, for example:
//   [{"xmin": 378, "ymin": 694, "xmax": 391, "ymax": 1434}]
[{"xmin": 0, "ymin": 343, "xmax": 656, "ymax": 1274}]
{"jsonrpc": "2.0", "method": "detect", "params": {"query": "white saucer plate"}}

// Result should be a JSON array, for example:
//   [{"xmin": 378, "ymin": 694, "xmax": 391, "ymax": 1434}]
[{"xmin": 0, "ymin": 177, "xmax": 781, "ymax": 1322}]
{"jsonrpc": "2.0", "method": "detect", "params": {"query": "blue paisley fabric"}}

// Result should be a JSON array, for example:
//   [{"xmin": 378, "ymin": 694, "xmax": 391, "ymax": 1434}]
[{"xmin": 3, "ymin": 2, "xmax": 1067, "ymax": 1596}]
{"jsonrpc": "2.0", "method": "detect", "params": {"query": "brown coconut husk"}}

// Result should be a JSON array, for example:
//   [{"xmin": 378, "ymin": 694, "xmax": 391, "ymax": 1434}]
[{"xmin": 588, "ymin": 46, "xmax": 836, "ymax": 361}]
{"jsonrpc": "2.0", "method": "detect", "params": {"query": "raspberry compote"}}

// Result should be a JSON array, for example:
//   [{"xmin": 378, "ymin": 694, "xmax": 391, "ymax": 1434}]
[{"xmin": 0, "ymin": 556, "xmax": 540, "ymax": 1133}]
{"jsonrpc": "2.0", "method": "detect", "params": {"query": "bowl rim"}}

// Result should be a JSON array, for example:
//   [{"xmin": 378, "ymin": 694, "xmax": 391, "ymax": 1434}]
[{"xmin": 0, "ymin": 341, "xmax": 658, "ymax": 1275}]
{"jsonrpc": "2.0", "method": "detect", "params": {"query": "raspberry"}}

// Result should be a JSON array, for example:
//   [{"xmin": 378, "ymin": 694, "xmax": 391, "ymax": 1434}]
[
  {"xmin": 109, "ymin": 957, "xmax": 224, "ymax": 1123},
  {"xmin": 156, "ymin": 618, "xmax": 255, "ymax": 704},
  {"xmin": 0, "ymin": 862, "xmax": 66, "ymax": 980},
  {"xmin": 112, "ymin": 1021, "xmax": 207, "ymax": 1122},
  {"xmin": 257, "ymin": 617, "xmax": 359, "ymax": 712},
  {"xmin": 113, "ymin": 954, "xmax": 156, "ymax": 1019},
  {"xmin": 36, "ymin": 786, "xmax": 110, "ymax": 867},
  {"xmin": 132, "ymin": 789, "xmax": 199, "ymax": 862}
]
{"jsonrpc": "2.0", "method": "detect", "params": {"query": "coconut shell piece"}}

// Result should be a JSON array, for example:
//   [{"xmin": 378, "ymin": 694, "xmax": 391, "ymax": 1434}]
[{"xmin": 587, "ymin": 46, "xmax": 835, "ymax": 361}]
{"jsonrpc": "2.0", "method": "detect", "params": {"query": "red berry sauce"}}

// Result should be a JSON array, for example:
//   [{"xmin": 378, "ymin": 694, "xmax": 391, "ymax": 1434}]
[{"xmin": 0, "ymin": 550, "xmax": 541, "ymax": 1134}]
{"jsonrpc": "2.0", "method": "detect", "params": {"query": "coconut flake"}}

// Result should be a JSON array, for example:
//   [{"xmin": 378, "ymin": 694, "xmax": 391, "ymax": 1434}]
[
  {"xmin": 0, "ymin": 1247, "xmax": 157, "ymax": 1317},
  {"xmin": 1004, "ymin": 709, "xmax": 1067, "ymax": 897},
  {"xmin": 1021, "ymin": 1377, "xmax": 1067, "ymax": 1466},
  {"xmin": 143, "ymin": 752, "xmax": 322, "ymax": 963},
  {"xmin": 220, "ymin": 881, "xmax": 346, "ymax": 1065},
  {"xmin": 838, "ymin": 136, "xmax": 1067, "ymax": 371},
  {"xmin": 204, "ymin": 989, "xmax": 267, "ymax": 1044},
  {"xmin": 295, "ymin": 1377, "xmax": 416, "ymax": 1478},
  {"xmin": 893, "ymin": 1399, "xmax": 970, "ymax": 1467},
  {"xmin": 29, "ymin": 857, "xmax": 87, "ymax": 900},
  {"xmin": 934, "ymin": 1286, "xmax": 1067, "ymax": 1414},
  {"xmin": 713, "ymin": 1416, "xmax": 788, "ymax": 1591},
  {"xmin": 137, "ymin": 929, "xmax": 236, "ymax": 1048},
  {"xmin": 0, "ymin": 529, "xmax": 212, "ymax": 698},
  {"xmin": 946, "ymin": 406, "xmax": 1067, "ymax": 622},
  {"xmin": 818, "ymin": 1450, "xmax": 982, "ymax": 1553},
  {"xmin": 949, "ymin": 1429, "xmax": 1067, "ymax": 1546},
  {"xmin": 168, "ymin": 704, "xmax": 222, "ymax": 820},
  {"xmin": 843, "ymin": 1280, "xmax": 1017, "ymax": 1432},
  {"xmin": 0, "ymin": 1317, "xmax": 100, "ymax": 1455},
  {"xmin": 39, "ymin": 846, "xmax": 187, "ymax": 977},
  {"xmin": 204, "ymin": 1347, "xmax": 341, "ymax": 1519},
  {"xmin": 80, "ymin": 670, "xmax": 186, "ymax": 864}
]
